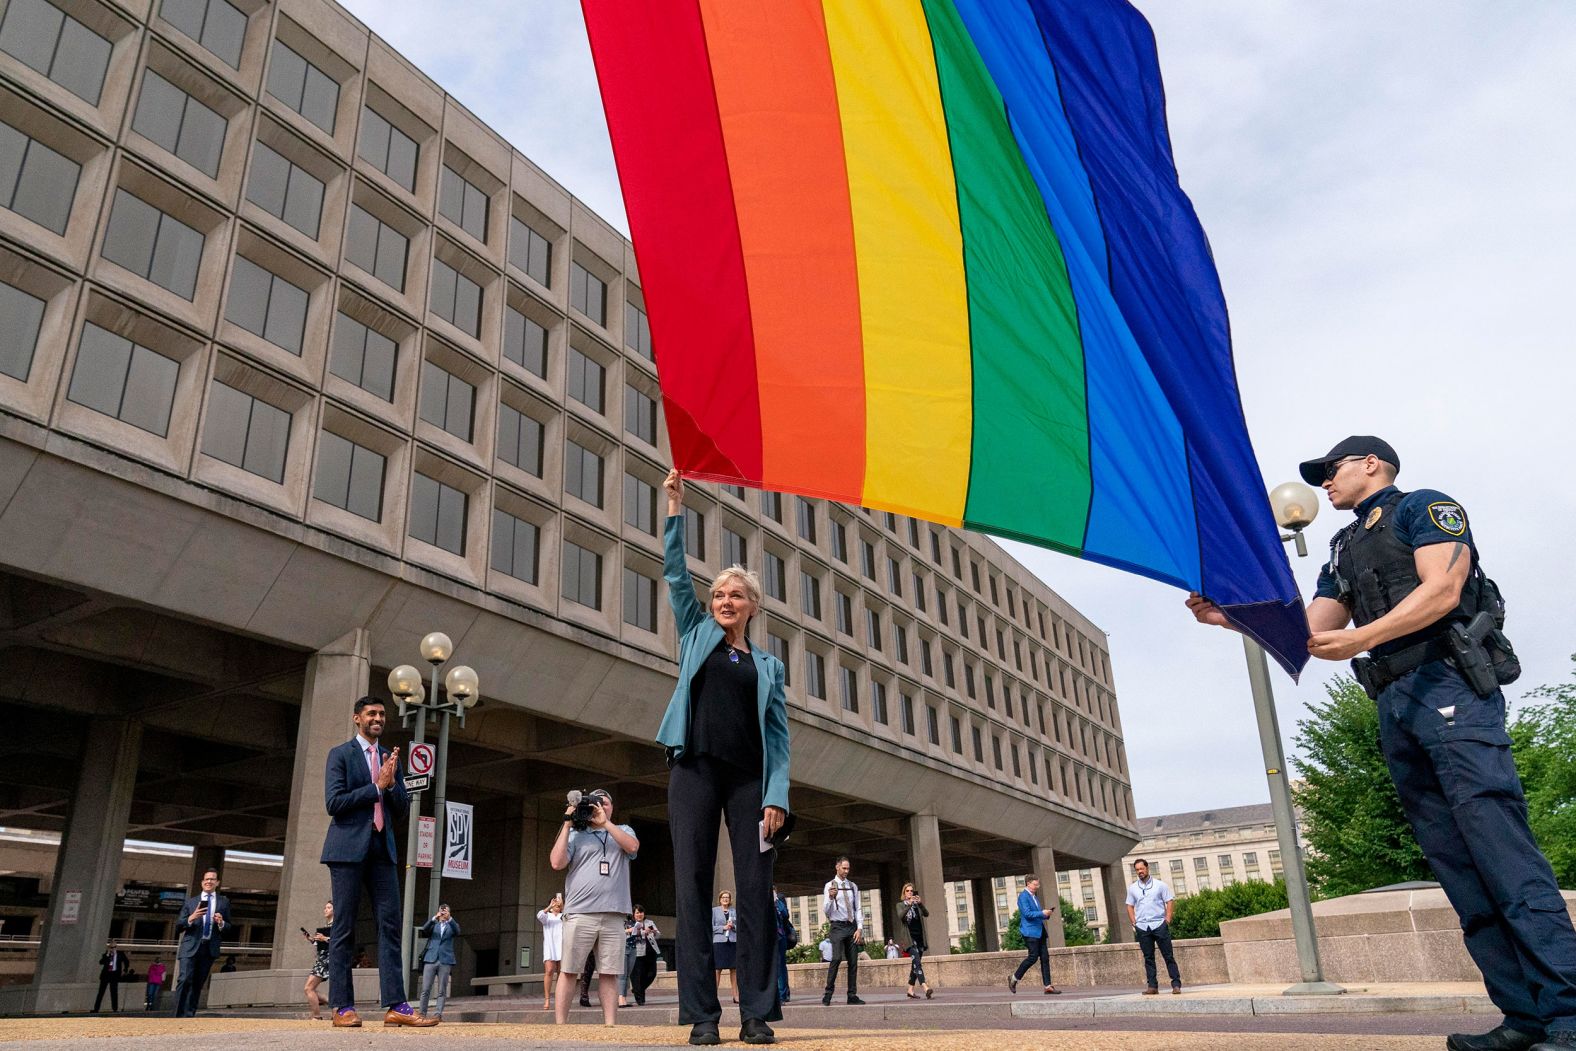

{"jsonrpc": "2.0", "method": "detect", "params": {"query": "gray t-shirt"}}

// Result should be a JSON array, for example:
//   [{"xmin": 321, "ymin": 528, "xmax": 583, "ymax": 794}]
[{"xmin": 564, "ymin": 826, "xmax": 637, "ymax": 915}]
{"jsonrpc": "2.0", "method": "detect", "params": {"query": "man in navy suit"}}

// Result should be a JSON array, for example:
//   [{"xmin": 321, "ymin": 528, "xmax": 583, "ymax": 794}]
[
  {"xmin": 417, "ymin": 904, "xmax": 460, "ymax": 1020},
  {"xmin": 320, "ymin": 696, "xmax": 435, "ymax": 1028},
  {"xmin": 172, "ymin": 869, "xmax": 229, "ymax": 1016}
]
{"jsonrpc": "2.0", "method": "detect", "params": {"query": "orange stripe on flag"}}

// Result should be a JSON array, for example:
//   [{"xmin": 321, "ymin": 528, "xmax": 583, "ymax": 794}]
[{"xmin": 699, "ymin": 0, "xmax": 865, "ymax": 502}]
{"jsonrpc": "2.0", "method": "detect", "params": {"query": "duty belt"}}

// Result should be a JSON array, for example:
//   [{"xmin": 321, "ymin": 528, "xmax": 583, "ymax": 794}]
[{"xmin": 1351, "ymin": 634, "xmax": 1453, "ymax": 699}]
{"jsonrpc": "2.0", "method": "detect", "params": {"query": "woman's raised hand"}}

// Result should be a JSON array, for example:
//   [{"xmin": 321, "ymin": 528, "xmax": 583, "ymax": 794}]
[{"xmin": 663, "ymin": 468, "xmax": 684, "ymax": 516}]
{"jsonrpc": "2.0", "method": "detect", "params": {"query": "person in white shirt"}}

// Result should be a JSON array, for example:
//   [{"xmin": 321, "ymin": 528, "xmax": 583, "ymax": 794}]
[
  {"xmin": 536, "ymin": 894, "xmax": 564, "ymax": 1012},
  {"xmin": 820, "ymin": 856, "xmax": 865, "ymax": 1006},
  {"xmin": 818, "ymin": 938, "xmax": 832, "ymax": 963},
  {"xmin": 883, "ymin": 938, "xmax": 900, "ymax": 960},
  {"xmin": 1124, "ymin": 858, "xmax": 1181, "ymax": 994}
]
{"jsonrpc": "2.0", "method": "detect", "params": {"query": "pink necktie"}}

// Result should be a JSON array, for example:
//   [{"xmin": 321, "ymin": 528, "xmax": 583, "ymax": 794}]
[{"xmin": 366, "ymin": 746, "xmax": 384, "ymax": 831}]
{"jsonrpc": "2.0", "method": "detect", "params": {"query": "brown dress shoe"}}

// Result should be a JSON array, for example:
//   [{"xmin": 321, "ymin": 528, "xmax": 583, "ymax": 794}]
[
  {"xmin": 1044, "ymin": 985, "xmax": 1061, "ymax": 995},
  {"xmin": 1141, "ymin": 987, "xmax": 1159, "ymax": 996},
  {"xmin": 384, "ymin": 1006, "xmax": 439, "ymax": 1027},
  {"xmin": 332, "ymin": 1008, "xmax": 362, "ymax": 1027}
]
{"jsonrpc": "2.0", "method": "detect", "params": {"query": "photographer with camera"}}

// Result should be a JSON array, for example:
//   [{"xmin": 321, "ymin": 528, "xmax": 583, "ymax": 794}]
[{"xmin": 549, "ymin": 788, "xmax": 639, "ymax": 1028}]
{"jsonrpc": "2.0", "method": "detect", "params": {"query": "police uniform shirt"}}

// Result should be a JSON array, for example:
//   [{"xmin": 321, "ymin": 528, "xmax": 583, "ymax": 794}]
[{"xmin": 1316, "ymin": 485, "xmax": 1476, "ymax": 602}]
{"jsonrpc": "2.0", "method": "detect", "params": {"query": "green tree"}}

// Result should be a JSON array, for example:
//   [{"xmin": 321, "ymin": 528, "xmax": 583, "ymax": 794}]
[
  {"xmin": 1293, "ymin": 675, "xmax": 1431, "ymax": 897},
  {"xmin": 1002, "ymin": 909, "xmax": 1025, "ymax": 951},
  {"xmin": 1060, "ymin": 896, "xmax": 1095, "ymax": 946},
  {"xmin": 949, "ymin": 925, "xmax": 977, "ymax": 954},
  {"xmin": 1169, "ymin": 880, "xmax": 1289, "ymax": 940},
  {"xmin": 785, "ymin": 921, "xmax": 828, "ymax": 965},
  {"xmin": 1508, "ymin": 654, "xmax": 1576, "ymax": 888}
]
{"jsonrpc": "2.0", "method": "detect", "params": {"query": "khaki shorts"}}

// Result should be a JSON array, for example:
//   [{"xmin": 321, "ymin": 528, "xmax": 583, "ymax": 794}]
[{"xmin": 562, "ymin": 912, "xmax": 625, "ymax": 975}]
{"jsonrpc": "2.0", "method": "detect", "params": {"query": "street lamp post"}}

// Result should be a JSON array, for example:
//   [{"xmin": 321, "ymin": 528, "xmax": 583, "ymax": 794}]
[
  {"xmin": 386, "ymin": 633, "xmax": 480, "ymax": 995},
  {"xmin": 1250, "ymin": 480, "xmax": 1342, "ymax": 995}
]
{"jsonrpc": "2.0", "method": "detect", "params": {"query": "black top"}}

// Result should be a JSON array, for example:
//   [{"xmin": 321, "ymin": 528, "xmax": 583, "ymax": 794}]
[
  {"xmin": 902, "ymin": 901, "xmax": 929, "ymax": 950},
  {"xmin": 687, "ymin": 638, "xmax": 761, "ymax": 775}
]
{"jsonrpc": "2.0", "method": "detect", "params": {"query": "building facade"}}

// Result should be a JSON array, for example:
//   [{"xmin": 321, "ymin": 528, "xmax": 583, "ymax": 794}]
[{"xmin": 0, "ymin": 0, "xmax": 1136, "ymax": 1008}]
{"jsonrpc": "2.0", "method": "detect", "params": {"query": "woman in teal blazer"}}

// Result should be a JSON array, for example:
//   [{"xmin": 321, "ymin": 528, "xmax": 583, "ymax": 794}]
[{"xmin": 658, "ymin": 469, "xmax": 789, "ymax": 1047}]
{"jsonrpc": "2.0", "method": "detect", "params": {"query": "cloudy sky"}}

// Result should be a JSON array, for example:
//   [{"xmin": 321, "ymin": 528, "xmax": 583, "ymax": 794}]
[{"xmin": 340, "ymin": 1, "xmax": 1576, "ymax": 816}]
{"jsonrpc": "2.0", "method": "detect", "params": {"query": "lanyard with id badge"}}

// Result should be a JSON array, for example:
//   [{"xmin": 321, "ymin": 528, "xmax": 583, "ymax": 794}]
[{"xmin": 593, "ymin": 831, "xmax": 612, "ymax": 877}]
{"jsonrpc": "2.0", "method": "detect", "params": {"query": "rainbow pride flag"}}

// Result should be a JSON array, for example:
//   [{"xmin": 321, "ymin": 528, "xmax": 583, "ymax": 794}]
[{"xmin": 581, "ymin": 0, "xmax": 1309, "ymax": 675}]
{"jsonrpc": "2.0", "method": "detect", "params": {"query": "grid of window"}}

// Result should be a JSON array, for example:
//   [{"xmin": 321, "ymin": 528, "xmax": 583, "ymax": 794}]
[
  {"xmin": 562, "ymin": 540, "xmax": 601, "ymax": 609},
  {"xmin": 0, "ymin": 121, "xmax": 79, "ymax": 235},
  {"xmin": 722, "ymin": 526, "xmax": 745, "ymax": 568},
  {"xmin": 866, "ymin": 608, "xmax": 881, "ymax": 651},
  {"xmin": 871, "ymin": 681, "xmax": 887, "ymax": 725},
  {"xmin": 247, "ymin": 141, "xmax": 325, "ymax": 238},
  {"xmin": 497, "ymin": 403, "xmax": 543, "ymax": 476},
  {"xmin": 624, "ymin": 385, "xmax": 655, "ymax": 444},
  {"xmin": 569, "ymin": 260, "xmax": 606, "ymax": 326},
  {"xmin": 894, "ymin": 624, "xmax": 908, "ymax": 664},
  {"xmin": 160, "ymin": 0, "xmax": 245, "ymax": 68},
  {"xmin": 971, "ymin": 725, "xmax": 983, "ymax": 762},
  {"xmin": 838, "ymin": 665, "xmax": 858, "ymax": 713},
  {"xmin": 266, "ymin": 40, "xmax": 338, "ymax": 134},
  {"xmin": 329, "ymin": 312, "xmax": 396, "ymax": 401},
  {"xmin": 835, "ymin": 592, "xmax": 852, "ymax": 635},
  {"xmin": 763, "ymin": 551, "xmax": 785, "ymax": 601},
  {"xmin": 767, "ymin": 633, "xmax": 789, "ymax": 684},
  {"xmin": 566, "ymin": 347, "xmax": 603, "ymax": 413},
  {"xmin": 200, "ymin": 380, "xmax": 289, "ymax": 482},
  {"xmin": 0, "ymin": 281, "xmax": 45, "ymax": 381},
  {"xmin": 0, "ymin": 0, "xmax": 110, "ymax": 104},
  {"xmin": 490, "ymin": 508, "xmax": 538, "ymax": 584},
  {"xmin": 926, "ymin": 704, "xmax": 939, "ymax": 745},
  {"xmin": 564, "ymin": 440, "xmax": 602, "ymax": 507},
  {"xmin": 439, "ymin": 165, "xmax": 488, "ymax": 242},
  {"xmin": 624, "ymin": 301, "xmax": 651, "ymax": 360},
  {"xmin": 623, "ymin": 474, "xmax": 656, "ymax": 534},
  {"xmin": 429, "ymin": 258, "xmax": 481, "ymax": 337},
  {"xmin": 762, "ymin": 491, "xmax": 782, "ymax": 522},
  {"xmin": 992, "ymin": 735, "xmax": 1003, "ymax": 770},
  {"xmin": 133, "ymin": 71, "xmax": 226, "ymax": 178},
  {"xmin": 509, "ymin": 216, "xmax": 551, "ymax": 287},
  {"xmin": 623, "ymin": 565, "xmax": 657, "ymax": 630},
  {"xmin": 101, "ymin": 190, "xmax": 205, "ymax": 300},
  {"xmin": 225, "ymin": 256, "xmax": 308, "ymax": 355},
  {"xmin": 418, "ymin": 361, "xmax": 475, "ymax": 441},
  {"xmin": 950, "ymin": 715, "xmax": 963, "ymax": 753},
  {"xmin": 860, "ymin": 539, "xmax": 876, "ymax": 578},
  {"xmin": 503, "ymin": 306, "xmax": 547, "ymax": 377},
  {"xmin": 409, "ymin": 471, "xmax": 466, "ymax": 554},
  {"xmin": 900, "ymin": 694, "xmax": 915, "ymax": 735},
  {"xmin": 356, "ymin": 106, "xmax": 418, "ymax": 192},
  {"xmin": 345, "ymin": 204, "xmax": 408, "ymax": 291},
  {"xmin": 886, "ymin": 557, "xmax": 902, "ymax": 596},
  {"xmin": 683, "ymin": 506, "xmax": 704, "ymax": 558},
  {"xmin": 314, "ymin": 430, "xmax": 384, "ymax": 521},
  {"xmin": 799, "ymin": 571, "xmax": 820, "ymax": 619},
  {"xmin": 805, "ymin": 650, "xmax": 826, "ymax": 699},
  {"xmin": 67, "ymin": 323, "xmax": 179, "ymax": 436}
]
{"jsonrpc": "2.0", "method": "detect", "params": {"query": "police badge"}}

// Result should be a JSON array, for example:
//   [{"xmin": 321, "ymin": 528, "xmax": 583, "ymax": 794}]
[
  {"xmin": 1428, "ymin": 502, "xmax": 1467, "ymax": 536},
  {"xmin": 1365, "ymin": 506, "xmax": 1383, "ymax": 530}
]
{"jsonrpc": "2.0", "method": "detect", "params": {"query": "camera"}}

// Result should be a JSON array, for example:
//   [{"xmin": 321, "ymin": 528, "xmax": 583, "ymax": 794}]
[{"xmin": 566, "ymin": 790, "xmax": 603, "ymax": 831}]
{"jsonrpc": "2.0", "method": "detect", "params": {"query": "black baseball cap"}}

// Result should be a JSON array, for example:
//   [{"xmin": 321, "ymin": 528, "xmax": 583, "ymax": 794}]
[{"xmin": 1298, "ymin": 436, "xmax": 1400, "ymax": 485}]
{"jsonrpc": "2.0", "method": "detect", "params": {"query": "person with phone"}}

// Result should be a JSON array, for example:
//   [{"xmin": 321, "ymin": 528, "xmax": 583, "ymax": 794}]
[
  {"xmin": 302, "ymin": 901, "xmax": 333, "ymax": 1019},
  {"xmin": 173, "ymin": 869, "xmax": 228, "ymax": 1016},
  {"xmin": 658, "ymin": 470, "xmax": 790, "ymax": 1047}
]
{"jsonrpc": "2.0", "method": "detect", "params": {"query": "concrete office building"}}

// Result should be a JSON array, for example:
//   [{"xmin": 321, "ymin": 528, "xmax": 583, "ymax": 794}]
[{"xmin": 0, "ymin": 0, "xmax": 1136, "ymax": 1009}]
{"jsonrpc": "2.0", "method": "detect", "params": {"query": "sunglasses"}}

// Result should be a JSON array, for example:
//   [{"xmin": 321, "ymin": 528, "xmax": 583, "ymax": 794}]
[{"xmin": 1322, "ymin": 455, "xmax": 1367, "ymax": 482}]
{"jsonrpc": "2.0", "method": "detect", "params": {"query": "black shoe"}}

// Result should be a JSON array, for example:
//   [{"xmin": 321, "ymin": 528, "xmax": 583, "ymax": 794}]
[
  {"xmin": 846, "ymin": 995, "xmax": 865, "ymax": 1005},
  {"xmin": 821, "ymin": 990, "xmax": 832, "ymax": 1006},
  {"xmin": 1447, "ymin": 1025, "xmax": 1544, "ymax": 1051},
  {"xmin": 689, "ymin": 1020, "xmax": 721, "ymax": 1046},
  {"xmin": 741, "ymin": 1018, "xmax": 776, "ymax": 1044},
  {"xmin": 1530, "ymin": 1033, "xmax": 1576, "ymax": 1051},
  {"xmin": 1007, "ymin": 976, "xmax": 1018, "ymax": 994},
  {"xmin": 781, "ymin": 993, "xmax": 790, "ymax": 1003},
  {"xmin": 579, "ymin": 996, "xmax": 591, "ymax": 1007}
]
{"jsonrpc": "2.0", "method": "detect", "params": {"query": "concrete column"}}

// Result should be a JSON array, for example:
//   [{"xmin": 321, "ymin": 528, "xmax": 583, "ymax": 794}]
[
  {"xmin": 270, "ymin": 629, "xmax": 368, "ymax": 970},
  {"xmin": 1101, "ymin": 863, "xmax": 1134, "ymax": 943},
  {"xmin": 904, "ymin": 814, "xmax": 946, "ymax": 938},
  {"xmin": 189, "ymin": 845, "xmax": 225, "ymax": 894},
  {"xmin": 875, "ymin": 862, "xmax": 902, "ymax": 945},
  {"xmin": 503, "ymin": 800, "xmax": 555, "ymax": 977},
  {"xmin": 32, "ymin": 717, "xmax": 143, "ymax": 1012},
  {"xmin": 1028, "ymin": 842, "xmax": 1065, "ymax": 948},
  {"xmin": 969, "ymin": 878, "xmax": 1001, "ymax": 952},
  {"xmin": 712, "ymin": 818, "xmax": 735, "ymax": 901}
]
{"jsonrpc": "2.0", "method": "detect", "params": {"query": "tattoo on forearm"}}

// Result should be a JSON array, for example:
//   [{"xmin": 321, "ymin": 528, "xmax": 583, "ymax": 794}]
[{"xmin": 1447, "ymin": 543, "xmax": 1466, "ymax": 570}]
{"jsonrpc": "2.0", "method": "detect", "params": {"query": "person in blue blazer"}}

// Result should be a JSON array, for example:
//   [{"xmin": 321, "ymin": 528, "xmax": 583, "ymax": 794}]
[
  {"xmin": 320, "ymin": 696, "xmax": 435, "ymax": 1028},
  {"xmin": 417, "ymin": 904, "xmax": 461, "ymax": 1020},
  {"xmin": 659, "ymin": 469, "xmax": 789, "ymax": 1048},
  {"xmin": 172, "ymin": 869, "xmax": 228, "ymax": 1016},
  {"xmin": 1007, "ymin": 875, "xmax": 1060, "ymax": 996}
]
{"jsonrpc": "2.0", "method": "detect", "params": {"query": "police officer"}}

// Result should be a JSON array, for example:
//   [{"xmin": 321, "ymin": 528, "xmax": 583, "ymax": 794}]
[{"xmin": 1187, "ymin": 436, "xmax": 1576, "ymax": 1051}]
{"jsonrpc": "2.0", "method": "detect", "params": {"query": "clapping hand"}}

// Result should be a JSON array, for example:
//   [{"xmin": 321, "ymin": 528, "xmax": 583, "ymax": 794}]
[{"xmin": 375, "ymin": 748, "xmax": 400, "ymax": 790}]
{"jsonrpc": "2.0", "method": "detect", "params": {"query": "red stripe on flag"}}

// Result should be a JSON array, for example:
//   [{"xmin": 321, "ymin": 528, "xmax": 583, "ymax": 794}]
[{"xmin": 581, "ymin": 0, "xmax": 763, "ymax": 481}]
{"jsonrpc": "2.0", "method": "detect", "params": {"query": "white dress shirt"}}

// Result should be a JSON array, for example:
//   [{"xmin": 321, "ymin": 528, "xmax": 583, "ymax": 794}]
[{"xmin": 822, "ymin": 878, "xmax": 862, "ymax": 928}]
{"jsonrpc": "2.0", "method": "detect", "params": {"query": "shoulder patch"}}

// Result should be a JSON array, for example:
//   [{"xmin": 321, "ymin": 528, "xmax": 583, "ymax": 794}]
[{"xmin": 1427, "ymin": 501, "xmax": 1467, "ymax": 536}]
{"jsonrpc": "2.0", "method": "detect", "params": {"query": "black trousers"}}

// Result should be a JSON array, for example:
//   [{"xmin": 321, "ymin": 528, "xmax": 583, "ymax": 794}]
[
  {"xmin": 669, "ymin": 755, "xmax": 780, "ymax": 1025},
  {"xmin": 1136, "ymin": 923, "xmax": 1181, "ymax": 988},
  {"xmin": 93, "ymin": 975, "xmax": 119, "ymax": 1011},
  {"xmin": 824, "ymin": 921, "xmax": 859, "ymax": 996},
  {"xmin": 907, "ymin": 944, "xmax": 927, "ymax": 986},
  {"xmin": 327, "ymin": 852, "xmax": 404, "ymax": 1009},
  {"xmin": 1013, "ymin": 935, "xmax": 1051, "ymax": 985},
  {"xmin": 174, "ymin": 956, "xmax": 213, "ymax": 1016}
]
